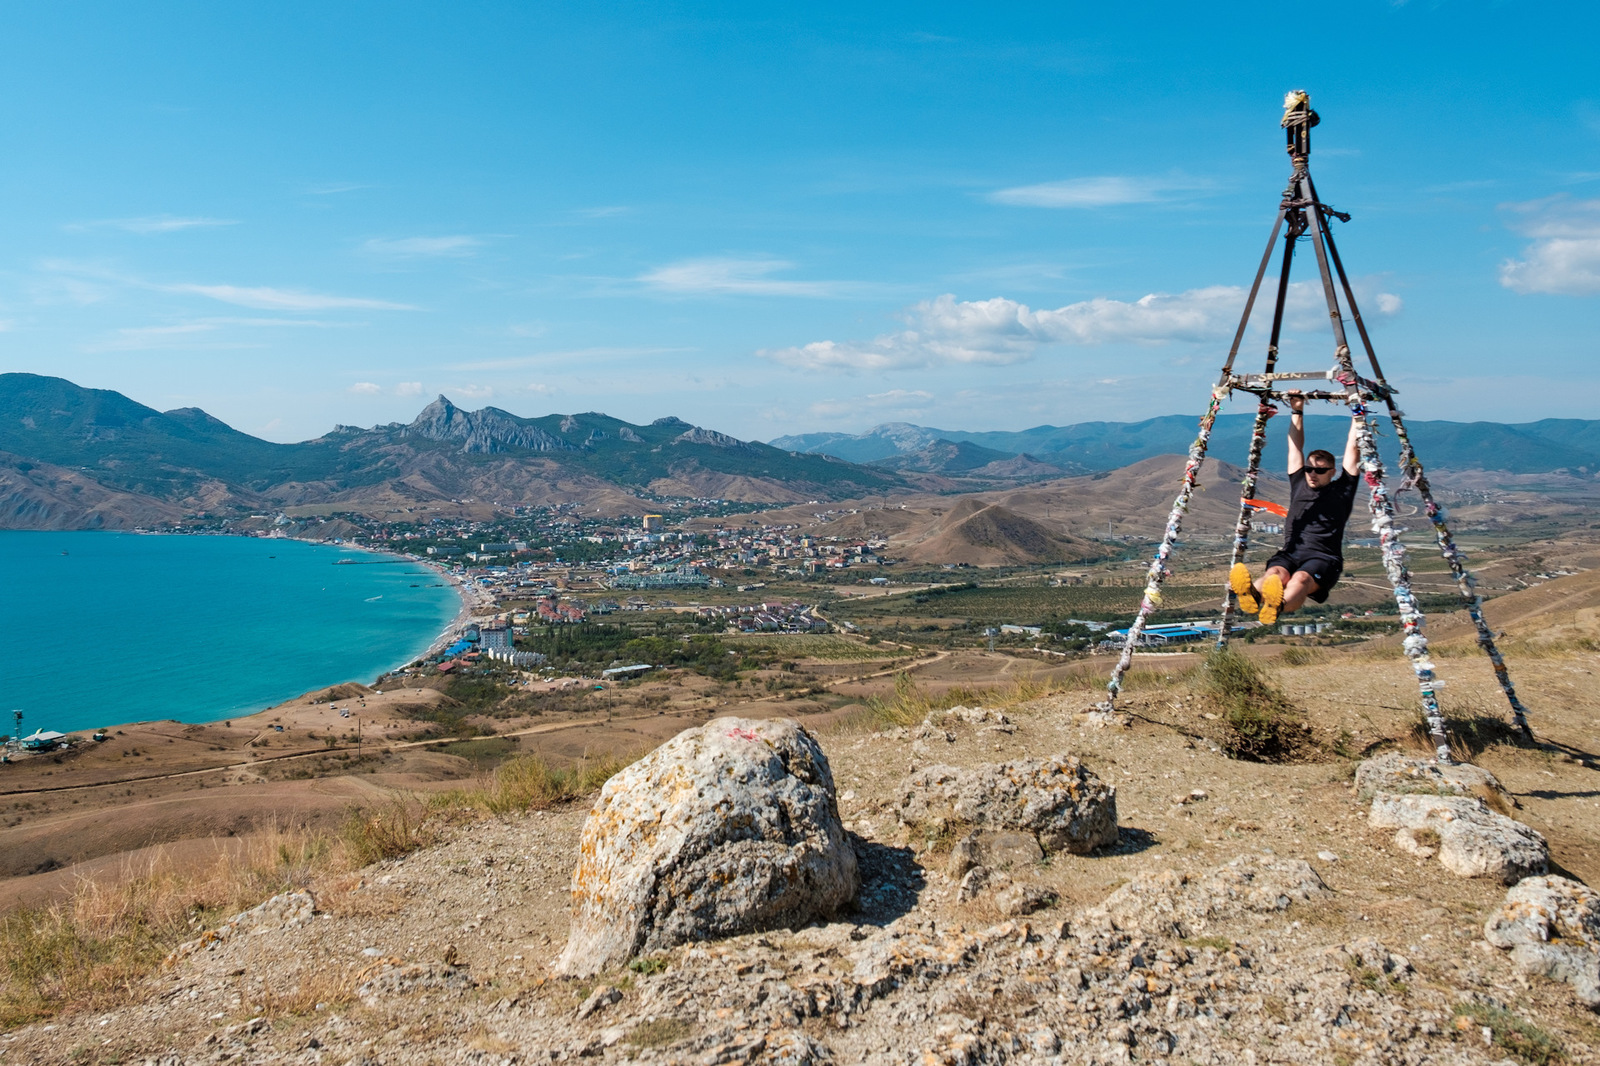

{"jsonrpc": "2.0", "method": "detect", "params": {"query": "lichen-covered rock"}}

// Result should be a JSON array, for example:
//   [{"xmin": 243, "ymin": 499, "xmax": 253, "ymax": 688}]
[
  {"xmin": 1369, "ymin": 791, "xmax": 1547, "ymax": 884},
  {"xmin": 896, "ymin": 755, "xmax": 1117, "ymax": 854},
  {"xmin": 1086, "ymin": 856, "xmax": 1329, "ymax": 937},
  {"xmin": 554, "ymin": 717, "xmax": 858, "ymax": 977},
  {"xmin": 1484, "ymin": 875, "xmax": 1600, "ymax": 1009},
  {"xmin": 1353, "ymin": 753, "xmax": 1505, "ymax": 802}
]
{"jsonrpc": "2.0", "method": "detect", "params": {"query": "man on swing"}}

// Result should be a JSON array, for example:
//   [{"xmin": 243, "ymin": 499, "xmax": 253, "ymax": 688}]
[{"xmin": 1230, "ymin": 391, "xmax": 1363, "ymax": 625}]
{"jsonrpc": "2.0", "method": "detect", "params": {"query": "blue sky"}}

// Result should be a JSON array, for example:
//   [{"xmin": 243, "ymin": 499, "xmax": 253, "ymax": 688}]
[{"xmin": 1, "ymin": 2, "xmax": 1596, "ymax": 443}]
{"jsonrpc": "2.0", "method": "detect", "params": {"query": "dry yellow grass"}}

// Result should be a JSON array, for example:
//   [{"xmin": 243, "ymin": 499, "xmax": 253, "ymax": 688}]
[
  {"xmin": 435, "ymin": 752, "xmax": 632, "ymax": 817},
  {"xmin": 0, "ymin": 809, "xmax": 435, "ymax": 1029}
]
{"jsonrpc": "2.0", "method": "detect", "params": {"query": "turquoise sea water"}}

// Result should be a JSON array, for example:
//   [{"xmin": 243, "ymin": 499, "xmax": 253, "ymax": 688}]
[{"xmin": 0, "ymin": 532, "xmax": 462, "ymax": 737}]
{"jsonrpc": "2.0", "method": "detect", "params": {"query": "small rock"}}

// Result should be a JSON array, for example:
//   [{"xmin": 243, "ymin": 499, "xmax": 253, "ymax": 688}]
[
  {"xmin": 1316, "ymin": 850, "xmax": 1339, "ymax": 862},
  {"xmin": 994, "ymin": 882, "xmax": 1055, "ymax": 917},
  {"xmin": 956, "ymin": 866, "xmax": 992, "ymax": 903},
  {"xmin": 576, "ymin": 984, "xmax": 622, "ymax": 1020}
]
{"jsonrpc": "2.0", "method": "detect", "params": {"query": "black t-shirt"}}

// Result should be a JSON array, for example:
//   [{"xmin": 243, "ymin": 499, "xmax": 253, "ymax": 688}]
[{"xmin": 1283, "ymin": 467, "xmax": 1361, "ymax": 560}]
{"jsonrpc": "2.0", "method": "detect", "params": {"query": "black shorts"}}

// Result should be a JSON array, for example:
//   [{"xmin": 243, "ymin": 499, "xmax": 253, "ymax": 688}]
[{"xmin": 1264, "ymin": 550, "xmax": 1343, "ymax": 603}]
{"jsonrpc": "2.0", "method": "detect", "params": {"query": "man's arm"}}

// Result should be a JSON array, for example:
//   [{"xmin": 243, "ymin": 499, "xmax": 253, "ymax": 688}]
[
  {"xmin": 1286, "ymin": 391, "xmax": 1305, "ymax": 474},
  {"xmin": 1343, "ymin": 413, "xmax": 1362, "ymax": 475}
]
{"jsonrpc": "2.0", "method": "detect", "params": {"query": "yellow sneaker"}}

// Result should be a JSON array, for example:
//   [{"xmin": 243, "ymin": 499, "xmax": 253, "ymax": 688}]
[
  {"xmin": 1229, "ymin": 563, "xmax": 1260, "ymax": 613},
  {"xmin": 1259, "ymin": 573, "xmax": 1284, "ymax": 625}
]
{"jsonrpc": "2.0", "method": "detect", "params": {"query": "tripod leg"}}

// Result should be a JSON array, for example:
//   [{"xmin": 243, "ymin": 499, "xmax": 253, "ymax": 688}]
[
  {"xmin": 1102, "ymin": 385, "xmax": 1226, "ymax": 709},
  {"xmin": 1219, "ymin": 402, "xmax": 1276, "ymax": 645},
  {"xmin": 1310, "ymin": 193, "xmax": 1535, "ymax": 742}
]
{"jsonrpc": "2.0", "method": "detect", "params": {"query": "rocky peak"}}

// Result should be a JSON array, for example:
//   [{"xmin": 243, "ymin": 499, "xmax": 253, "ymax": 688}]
[{"xmin": 404, "ymin": 396, "xmax": 576, "ymax": 455}]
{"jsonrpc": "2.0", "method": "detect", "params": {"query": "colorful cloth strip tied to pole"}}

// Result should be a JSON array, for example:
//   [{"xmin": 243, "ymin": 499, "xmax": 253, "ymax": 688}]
[
  {"xmin": 1099, "ymin": 385, "xmax": 1226, "ymax": 708},
  {"xmin": 1351, "ymin": 403, "xmax": 1452, "ymax": 763}
]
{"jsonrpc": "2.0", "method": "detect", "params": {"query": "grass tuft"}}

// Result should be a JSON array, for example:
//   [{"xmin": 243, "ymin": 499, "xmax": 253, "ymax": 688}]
[
  {"xmin": 436, "ymin": 752, "xmax": 630, "ymax": 816},
  {"xmin": 863, "ymin": 672, "xmax": 1054, "ymax": 730},
  {"xmin": 1201, "ymin": 647, "xmax": 1309, "ymax": 762},
  {"xmin": 1452, "ymin": 1001, "xmax": 1563, "ymax": 1065}
]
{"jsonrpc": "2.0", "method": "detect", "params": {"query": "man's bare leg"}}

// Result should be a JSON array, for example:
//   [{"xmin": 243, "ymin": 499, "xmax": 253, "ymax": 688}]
[{"xmin": 1281, "ymin": 571, "xmax": 1321, "ymax": 614}]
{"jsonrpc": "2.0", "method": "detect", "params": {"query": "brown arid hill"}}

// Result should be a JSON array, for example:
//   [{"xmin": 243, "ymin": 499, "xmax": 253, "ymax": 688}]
[
  {"xmin": 1405, "ymin": 567, "xmax": 1600, "ymax": 651},
  {"xmin": 707, "ymin": 454, "xmax": 1281, "ymax": 563},
  {"xmin": 898, "ymin": 498, "xmax": 1098, "ymax": 566},
  {"xmin": 0, "ymin": 451, "xmax": 186, "ymax": 529}
]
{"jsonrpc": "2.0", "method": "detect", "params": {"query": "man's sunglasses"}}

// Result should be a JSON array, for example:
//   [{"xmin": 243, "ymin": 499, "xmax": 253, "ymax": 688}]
[{"xmin": 1306, "ymin": 465, "xmax": 1335, "ymax": 474}]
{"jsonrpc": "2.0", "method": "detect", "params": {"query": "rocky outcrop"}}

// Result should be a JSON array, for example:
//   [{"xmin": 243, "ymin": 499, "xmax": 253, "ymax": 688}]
[
  {"xmin": 896, "ymin": 755, "xmax": 1117, "ymax": 855},
  {"xmin": 1484, "ymin": 875, "xmax": 1600, "ymax": 1008},
  {"xmin": 1368, "ymin": 791, "xmax": 1548, "ymax": 884},
  {"xmin": 405, "ymin": 396, "xmax": 576, "ymax": 454},
  {"xmin": 674, "ymin": 426, "xmax": 752, "ymax": 450},
  {"xmin": 555, "ymin": 718, "xmax": 858, "ymax": 977},
  {"xmin": 1353, "ymin": 752, "xmax": 1506, "ymax": 802},
  {"xmin": 1086, "ymin": 856, "xmax": 1329, "ymax": 937}
]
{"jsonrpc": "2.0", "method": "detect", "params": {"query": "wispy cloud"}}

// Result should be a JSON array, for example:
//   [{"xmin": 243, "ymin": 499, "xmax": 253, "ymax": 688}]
[
  {"xmin": 987, "ymin": 175, "xmax": 1209, "ymax": 208},
  {"xmin": 85, "ymin": 316, "xmax": 356, "ymax": 352},
  {"xmin": 639, "ymin": 257, "xmax": 837, "ymax": 297},
  {"xmin": 165, "ymin": 283, "xmax": 415, "ymax": 311},
  {"xmin": 302, "ymin": 182, "xmax": 368, "ymax": 195},
  {"xmin": 348, "ymin": 382, "xmax": 383, "ymax": 395},
  {"xmin": 1499, "ymin": 196, "xmax": 1600, "ymax": 295},
  {"xmin": 449, "ymin": 384, "xmax": 494, "ymax": 399},
  {"xmin": 361, "ymin": 235, "xmax": 483, "ymax": 258},
  {"xmin": 449, "ymin": 346, "xmax": 695, "ymax": 371},
  {"xmin": 396, "ymin": 381, "xmax": 424, "ymax": 397},
  {"xmin": 576, "ymin": 205, "xmax": 632, "ymax": 218},
  {"xmin": 764, "ymin": 282, "xmax": 1401, "ymax": 372},
  {"xmin": 68, "ymin": 216, "xmax": 237, "ymax": 234}
]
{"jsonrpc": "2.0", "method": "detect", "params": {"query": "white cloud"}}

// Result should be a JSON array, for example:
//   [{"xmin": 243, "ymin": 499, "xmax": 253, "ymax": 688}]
[
  {"xmin": 450, "ymin": 384, "xmax": 494, "ymax": 399},
  {"xmin": 165, "ymin": 283, "xmax": 415, "ymax": 311},
  {"xmin": 639, "ymin": 257, "xmax": 835, "ymax": 297},
  {"xmin": 988, "ymin": 176, "xmax": 1208, "ymax": 208},
  {"xmin": 362, "ymin": 235, "xmax": 482, "ymax": 258},
  {"xmin": 69, "ymin": 216, "xmax": 237, "ymax": 234},
  {"xmin": 303, "ymin": 182, "xmax": 368, "ymax": 195},
  {"xmin": 395, "ymin": 381, "xmax": 424, "ymax": 397},
  {"xmin": 1499, "ymin": 196, "xmax": 1600, "ymax": 295},
  {"xmin": 526, "ymin": 383, "xmax": 556, "ymax": 396},
  {"xmin": 349, "ymin": 382, "xmax": 383, "ymax": 394},
  {"xmin": 868, "ymin": 389, "xmax": 933, "ymax": 402},
  {"xmin": 764, "ymin": 282, "xmax": 1401, "ymax": 372},
  {"xmin": 577, "ymin": 206, "xmax": 631, "ymax": 218}
]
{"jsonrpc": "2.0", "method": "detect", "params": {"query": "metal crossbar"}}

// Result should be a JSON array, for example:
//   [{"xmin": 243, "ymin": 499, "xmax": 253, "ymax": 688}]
[{"xmin": 1096, "ymin": 92, "xmax": 1534, "ymax": 760}]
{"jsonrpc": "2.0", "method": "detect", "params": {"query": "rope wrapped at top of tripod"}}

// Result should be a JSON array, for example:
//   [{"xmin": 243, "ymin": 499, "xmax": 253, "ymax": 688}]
[
  {"xmin": 1348, "ymin": 394, "xmax": 1453, "ymax": 762},
  {"xmin": 1101, "ymin": 384, "xmax": 1226, "ymax": 707}
]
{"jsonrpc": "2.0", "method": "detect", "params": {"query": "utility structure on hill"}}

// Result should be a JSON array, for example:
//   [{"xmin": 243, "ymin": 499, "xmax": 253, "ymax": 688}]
[{"xmin": 1098, "ymin": 92, "xmax": 1533, "ymax": 764}]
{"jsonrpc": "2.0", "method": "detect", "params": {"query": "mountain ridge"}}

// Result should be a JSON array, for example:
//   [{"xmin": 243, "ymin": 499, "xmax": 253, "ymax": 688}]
[
  {"xmin": 773, "ymin": 415, "xmax": 1600, "ymax": 476},
  {"xmin": 0, "ymin": 374, "xmax": 903, "ymax": 529}
]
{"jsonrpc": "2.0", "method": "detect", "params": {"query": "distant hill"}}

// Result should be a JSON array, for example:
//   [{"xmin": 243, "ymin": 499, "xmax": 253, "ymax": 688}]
[
  {"xmin": 899, "ymin": 498, "xmax": 1098, "ymax": 567},
  {"xmin": 773, "ymin": 415, "xmax": 1600, "ymax": 476},
  {"xmin": 0, "ymin": 375, "xmax": 904, "ymax": 529}
]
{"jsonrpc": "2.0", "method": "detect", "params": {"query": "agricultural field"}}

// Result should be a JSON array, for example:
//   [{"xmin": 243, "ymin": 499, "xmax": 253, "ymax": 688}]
[{"xmin": 719, "ymin": 633, "xmax": 907, "ymax": 661}]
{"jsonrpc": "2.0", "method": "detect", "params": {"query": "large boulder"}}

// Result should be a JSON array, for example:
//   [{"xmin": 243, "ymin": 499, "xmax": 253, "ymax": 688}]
[
  {"xmin": 1353, "ymin": 753, "xmax": 1506, "ymax": 802},
  {"xmin": 1484, "ymin": 876, "xmax": 1600, "ymax": 1009},
  {"xmin": 1368, "ymin": 791, "xmax": 1547, "ymax": 884},
  {"xmin": 554, "ymin": 717, "xmax": 858, "ymax": 977},
  {"xmin": 896, "ymin": 755, "xmax": 1117, "ymax": 855}
]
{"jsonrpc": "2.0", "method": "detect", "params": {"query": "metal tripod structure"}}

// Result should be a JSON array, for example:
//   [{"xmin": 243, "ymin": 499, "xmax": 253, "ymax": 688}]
[{"xmin": 1099, "ymin": 92, "xmax": 1533, "ymax": 764}]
